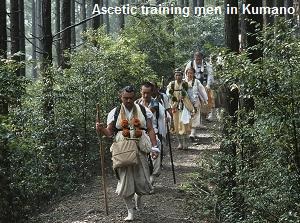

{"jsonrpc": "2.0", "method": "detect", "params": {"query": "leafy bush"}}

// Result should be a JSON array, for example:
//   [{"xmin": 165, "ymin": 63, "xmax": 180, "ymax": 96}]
[{"xmin": 184, "ymin": 20, "xmax": 300, "ymax": 223}]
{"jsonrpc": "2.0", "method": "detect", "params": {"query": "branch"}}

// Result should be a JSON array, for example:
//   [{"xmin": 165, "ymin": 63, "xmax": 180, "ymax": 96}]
[{"xmin": 53, "ymin": 13, "xmax": 101, "ymax": 39}]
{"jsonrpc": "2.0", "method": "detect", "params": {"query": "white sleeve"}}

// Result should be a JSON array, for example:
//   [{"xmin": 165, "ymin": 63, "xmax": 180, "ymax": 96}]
[
  {"xmin": 166, "ymin": 82, "xmax": 172, "ymax": 97},
  {"xmin": 206, "ymin": 63, "xmax": 214, "ymax": 88},
  {"xmin": 145, "ymin": 107, "xmax": 153, "ymax": 120},
  {"xmin": 106, "ymin": 107, "xmax": 117, "ymax": 125},
  {"xmin": 197, "ymin": 81, "xmax": 208, "ymax": 102},
  {"xmin": 158, "ymin": 103, "xmax": 167, "ymax": 137},
  {"xmin": 162, "ymin": 93, "xmax": 171, "ymax": 110}
]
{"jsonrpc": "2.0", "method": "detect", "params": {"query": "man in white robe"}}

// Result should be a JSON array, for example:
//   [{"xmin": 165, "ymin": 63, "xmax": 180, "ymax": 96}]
[{"xmin": 96, "ymin": 85, "xmax": 159, "ymax": 221}]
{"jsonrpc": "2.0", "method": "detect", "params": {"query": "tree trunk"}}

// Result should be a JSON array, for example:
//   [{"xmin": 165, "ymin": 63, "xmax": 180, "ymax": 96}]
[
  {"xmin": 92, "ymin": 0, "xmax": 100, "ymax": 29},
  {"xmin": 61, "ymin": 0, "xmax": 71, "ymax": 69},
  {"xmin": 119, "ymin": 0, "xmax": 125, "ymax": 30},
  {"xmin": 81, "ymin": 0, "xmax": 87, "ymax": 33},
  {"xmin": 245, "ymin": 0, "xmax": 263, "ymax": 62},
  {"xmin": 184, "ymin": 0, "xmax": 189, "ymax": 7},
  {"xmin": 104, "ymin": 0, "xmax": 110, "ymax": 33},
  {"xmin": 99, "ymin": 0, "xmax": 104, "ymax": 27},
  {"xmin": 224, "ymin": 0, "xmax": 239, "ymax": 52},
  {"xmin": 198, "ymin": 0, "xmax": 204, "ymax": 7},
  {"xmin": 19, "ymin": 0, "xmax": 25, "ymax": 76},
  {"xmin": 0, "ymin": 0, "xmax": 7, "ymax": 58},
  {"xmin": 178, "ymin": 0, "xmax": 184, "ymax": 7},
  {"xmin": 285, "ymin": 0, "xmax": 294, "ymax": 21},
  {"xmin": 55, "ymin": 0, "xmax": 61, "ymax": 66},
  {"xmin": 193, "ymin": 0, "xmax": 197, "ymax": 9},
  {"xmin": 10, "ymin": 0, "xmax": 20, "ymax": 63},
  {"xmin": 71, "ymin": 0, "xmax": 76, "ymax": 48},
  {"xmin": 32, "ymin": 0, "xmax": 37, "ymax": 78},
  {"xmin": 36, "ymin": 0, "xmax": 42, "ymax": 61},
  {"xmin": 264, "ymin": 0, "xmax": 275, "ymax": 26},
  {"xmin": 41, "ymin": 0, "xmax": 53, "ymax": 121},
  {"xmin": 1, "ymin": 2, "xmax": 11, "ymax": 220}
]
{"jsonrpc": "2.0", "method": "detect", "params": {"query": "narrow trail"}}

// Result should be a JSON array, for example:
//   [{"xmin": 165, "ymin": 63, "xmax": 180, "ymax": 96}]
[{"xmin": 30, "ymin": 120, "xmax": 219, "ymax": 223}]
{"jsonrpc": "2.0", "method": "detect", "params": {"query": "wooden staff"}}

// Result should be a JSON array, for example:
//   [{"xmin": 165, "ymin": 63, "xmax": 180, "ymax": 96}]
[
  {"xmin": 96, "ymin": 103, "xmax": 109, "ymax": 215},
  {"xmin": 165, "ymin": 110, "xmax": 176, "ymax": 184}
]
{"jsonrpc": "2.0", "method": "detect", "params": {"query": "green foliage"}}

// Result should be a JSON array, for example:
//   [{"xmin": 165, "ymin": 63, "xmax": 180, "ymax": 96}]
[
  {"xmin": 174, "ymin": 13, "xmax": 224, "ymax": 68},
  {"xmin": 184, "ymin": 20, "xmax": 300, "ymax": 222},
  {"xmin": 1, "ymin": 27, "xmax": 159, "ymax": 221},
  {"xmin": 125, "ymin": 14, "xmax": 176, "ymax": 80}
]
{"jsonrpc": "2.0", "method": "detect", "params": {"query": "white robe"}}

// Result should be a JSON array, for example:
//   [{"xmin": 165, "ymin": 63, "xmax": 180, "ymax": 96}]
[{"xmin": 106, "ymin": 104, "xmax": 153, "ymax": 198}]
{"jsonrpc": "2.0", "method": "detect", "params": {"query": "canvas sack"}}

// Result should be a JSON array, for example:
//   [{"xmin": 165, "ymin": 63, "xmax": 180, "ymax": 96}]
[{"xmin": 110, "ymin": 140, "xmax": 138, "ymax": 169}]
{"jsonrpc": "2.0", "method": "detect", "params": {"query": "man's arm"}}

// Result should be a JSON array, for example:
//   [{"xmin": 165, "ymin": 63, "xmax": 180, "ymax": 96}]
[
  {"xmin": 96, "ymin": 122, "xmax": 114, "ymax": 138},
  {"xmin": 146, "ymin": 118, "xmax": 159, "ymax": 159}
]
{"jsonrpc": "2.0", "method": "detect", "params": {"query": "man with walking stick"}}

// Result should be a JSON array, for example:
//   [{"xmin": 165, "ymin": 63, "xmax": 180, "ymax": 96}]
[{"xmin": 96, "ymin": 85, "xmax": 158, "ymax": 221}]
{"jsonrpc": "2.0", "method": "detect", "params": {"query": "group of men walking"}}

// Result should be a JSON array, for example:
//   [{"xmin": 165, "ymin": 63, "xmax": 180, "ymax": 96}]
[{"xmin": 96, "ymin": 51, "xmax": 214, "ymax": 221}]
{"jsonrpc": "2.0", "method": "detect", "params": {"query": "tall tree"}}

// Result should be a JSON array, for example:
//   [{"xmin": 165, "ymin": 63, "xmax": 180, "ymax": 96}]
[
  {"xmin": 285, "ymin": 0, "xmax": 294, "ymax": 21},
  {"xmin": 224, "ymin": 0, "xmax": 239, "ymax": 52},
  {"xmin": 81, "ymin": 0, "xmax": 87, "ymax": 33},
  {"xmin": 32, "ymin": 0, "xmax": 37, "ymax": 78},
  {"xmin": 264, "ymin": 0, "xmax": 275, "ymax": 26},
  {"xmin": 41, "ymin": 0, "xmax": 54, "ymax": 122},
  {"xmin": 99, "ymin": 0, "xmax": 104, "ymax": 27},
  {"xmin": 92, "ymin": 0, "xmax": 100, "ymax": 29},
  {"xmin": 119, "ymin": 0, "xmax": 125, "ymax": 30},
  {"xmin": 19, "ymin": 0, "xmax": 25, "ymax": 76},
  {"xmin": 104, "ymin": 0, "xmax": 109, "ymax": 33},
  {"xmin": 198, "ymin": 0, "xmax": 204, "ymax": 7},
  {"xmin": 1, "ymin": 2, "xmax": 12, "ymax": 221},
  {"xmin": 245, "ymin": 0, "xmax": 263, "ymax": 61},
  {"xmin": 36, "ymin": 0, "xmax": 42, "ymax": 61},
  {"xmin": 193, "ymin": 0, "xmax": 198, "ymax": 9},
  {"xmin": 61, "ymin": 0, "xmax": 71, "ymax": 68},
  {"xmin": 10, "ymin": 0, "xmax": 20, "ymax": 63},
  {"xmin": 55, "ymin": 0, "xmax": 61, "ymax": 66},
  {"xmin": 71, "ymin": 0, "xmax": 76, "ymax": 48},
  {"xmin": 0, "ymin": 0, "xmax": 7, "ymax": 57}
]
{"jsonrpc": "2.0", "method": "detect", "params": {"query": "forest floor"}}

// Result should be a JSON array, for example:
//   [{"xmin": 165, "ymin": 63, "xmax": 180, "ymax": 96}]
[{"xmin": 30, "ymin": 118, "xmax": 220, "ymax": 223}]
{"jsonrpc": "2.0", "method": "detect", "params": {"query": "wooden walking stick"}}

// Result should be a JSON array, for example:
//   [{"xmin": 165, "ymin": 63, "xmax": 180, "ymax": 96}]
[
  {"xmin": 165, "ymin": 111, "xmax": 176, "ymax": 184},
  {"xmin": 96, "ymin": 103, "xmax": 109, "ymax": 215}
]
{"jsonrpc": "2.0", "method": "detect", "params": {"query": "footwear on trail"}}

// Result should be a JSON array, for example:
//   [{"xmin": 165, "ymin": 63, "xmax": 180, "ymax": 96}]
[
  {"xmin": 134, "ymin": 194, "xmax": 142, "ymax": 211},
  {"xmin": 124, "ymin": 208, "xmax": 134, "ymax": 221}
]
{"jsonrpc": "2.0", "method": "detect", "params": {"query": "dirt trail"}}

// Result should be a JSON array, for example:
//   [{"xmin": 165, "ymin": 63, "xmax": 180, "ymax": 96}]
[{"xmin": 30, "ymin": 121, "xmax": 219, "ymax": 223}]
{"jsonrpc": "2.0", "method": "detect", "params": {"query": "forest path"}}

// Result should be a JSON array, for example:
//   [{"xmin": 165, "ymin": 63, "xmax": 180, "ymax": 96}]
[{"xmin": 30, "ymin": 120, "xmax": 219, "ymax": 223}]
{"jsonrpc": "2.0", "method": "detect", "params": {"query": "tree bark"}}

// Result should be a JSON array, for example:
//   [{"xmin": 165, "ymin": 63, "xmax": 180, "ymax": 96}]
[
  {"xmin": 245, "ymin": 0, "xmax": 263, "ymax": 62},
  {"xmin": 119, "ymin": 0, "xmax": 125, "ymax": 30},
  {"xmin": 10, "ymin": 0, "xmax": 20, "ymax": 62},
  {"xmin": 198, "ymin": 0, "xmax": 204, "ymax": 7},
  {"xmin": 61, "ymin": 0, "xmax": 71, "ymax": 69},
  {"xmin": 71, "ymin": 0, "xmax": 76, "ymax": 48},
  {"xmin": 81, "ymin": 0, "xmax": 87, "ymax": 33},
  {"xmin": 19, "ymin": 0, "xmax": 25, "ymax": 76},
  {"xmin": 285, "ymin": 0, "xmax": 294, "ymax": 21},
  {"xmin": 184, "ymin": 0, "xmax": 189, "ymax": 7},
  {"xmin": 36, "ymin": 0, "xmax": 42, "ymax": 61},
  {"xmin": 104, "ymin": 0, "xmax": 110, "ymax": 33},
  {"xmin": 41, "ymin": 0, "xmax": 54, "ymax": 121},
  {"xmin": 92, "ymin": 0, "xmax": 100, "ymax": 29},
  {"xmin": 55, "ymin": 0, "xmax": 61, "ymax": 66},
  {"xmin": 264, "ymin": 0, "xmax": 275, "ymax": 26},
  {"xmin": 0, "ymin": 0, "xmax": 7, "ymax": 58},
  {"xmin": 224, "ymin": 0, "xmax": 239, "ymax": 52},
  {"xmin": 32, "ymin": 0, "xmax": 37, "ymax": 78}
]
